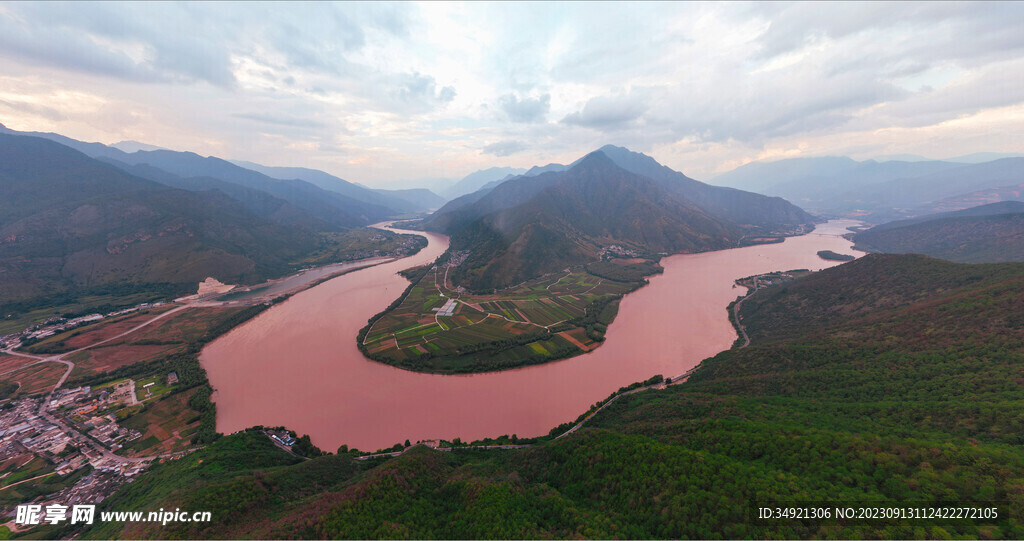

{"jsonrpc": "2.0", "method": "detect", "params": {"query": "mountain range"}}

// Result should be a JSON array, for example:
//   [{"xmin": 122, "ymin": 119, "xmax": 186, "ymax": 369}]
[
  {"xmin": 441, "ymin": 167, "xmax": 526, "ymax": 200},
  {"xmin": 852, "ymin": 201, "xmax": 1024, "ymax": 263},
  {"xmin": 230, "ymin": 160, "xmax": 445, "ymax": 213},
  {"xmin": 82, "ymin": 253, "xmax": 1024, "ymax": 539},
  {"xmin": 712, "ymin": 155, "xmax": 1024, "ymax": 221},
  {"xmin": 0, "ymin": 133, "xmax": 324, "ymax": 303},
  {"xmin": 422, "ymin": 146, "xmax": 815, "ymax": 292},
  {"xmin": 0, "ymin": 123, "xmax": 442, "ymax": 221}
]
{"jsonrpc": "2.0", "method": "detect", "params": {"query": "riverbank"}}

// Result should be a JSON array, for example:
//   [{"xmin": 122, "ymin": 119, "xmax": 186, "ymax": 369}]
[
  {"xmin": 201, "ymin": 220, "xmax": 862, "ymax": 452},
  {"xmin": 357, "ymin": 263, "xmax": 644, "ymax": 374}
]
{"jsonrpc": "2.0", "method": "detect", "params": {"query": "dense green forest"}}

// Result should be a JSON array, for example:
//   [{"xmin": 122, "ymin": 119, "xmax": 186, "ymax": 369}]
[{"xmin": 64, "ymin": 253, "xmax": 1024, "ymax": 539}]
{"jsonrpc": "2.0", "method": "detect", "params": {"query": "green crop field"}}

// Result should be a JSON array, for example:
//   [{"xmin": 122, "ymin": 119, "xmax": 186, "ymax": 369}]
[{"xmin": 361, "ymin": 265, "xmax": 642, "ymax": 373}]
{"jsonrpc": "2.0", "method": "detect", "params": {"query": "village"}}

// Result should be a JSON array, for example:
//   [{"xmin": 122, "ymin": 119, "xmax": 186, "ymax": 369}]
[
  {"xmin": 0, "ymin": 297, "xmax": 198, "ymax": 528},
  {"xmin": 0, "ymin": 302, "xmax": 168, "ymax": 351},
  {"xmin": 1, "ymin": 392, "xmax": 156, "ymax": 524}
]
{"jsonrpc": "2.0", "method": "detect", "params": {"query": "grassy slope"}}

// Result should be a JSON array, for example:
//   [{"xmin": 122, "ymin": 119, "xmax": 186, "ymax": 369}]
[
  {"xmin": 74, "ymin": 254, "xmax": 1024, "ymax": 539},
  {"xmin": 853, "ymin": 211, "xmax": 1024, "ymax": 263}
]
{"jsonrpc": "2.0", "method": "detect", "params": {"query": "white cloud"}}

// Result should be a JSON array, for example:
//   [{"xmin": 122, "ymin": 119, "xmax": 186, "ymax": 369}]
[{"xmin": 0, "ymin": 1, "xmax": 1022, "ymax": 184}]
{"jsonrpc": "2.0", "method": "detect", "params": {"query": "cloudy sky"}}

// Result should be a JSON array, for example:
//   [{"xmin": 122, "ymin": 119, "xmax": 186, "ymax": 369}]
[{"xmin": 1, "ymin": 1, "xmax": 1023, "ymax": 188}]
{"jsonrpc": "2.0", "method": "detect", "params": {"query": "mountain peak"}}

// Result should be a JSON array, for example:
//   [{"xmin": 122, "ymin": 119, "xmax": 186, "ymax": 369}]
[
  {"xmin": 571, "ymin": 149, "xmax": 617, "ymax": 169},
  {"xmin": 112, "ymin": 140, "xmax": 166, "ymax": 153}
]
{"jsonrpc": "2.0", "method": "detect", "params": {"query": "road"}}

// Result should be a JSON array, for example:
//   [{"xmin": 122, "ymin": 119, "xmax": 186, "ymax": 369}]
[
  {"xmin": 731, "ymin": 281, "xmax": 760, "ymax": 349},
  {"xmin": 353, "ymin": 363, "xmax": 706, "ymax": 460},
  {"xmin": 3, "ymin": 303, "xmax": 200, "ymax": 465},
  {"xmin": 354, "ymin": 443, "xmax": 533, "ymax": 461},
  {"xmin": 2, "ymin": 304, "xmax": 191, "ymax": 389},
  {"xmin": 554, "ymin": 364, "xmax": 701, "ymax": 440},
  {"xmin": 0, "ymin": 471, "xmax": 57, "ymax": 491}
]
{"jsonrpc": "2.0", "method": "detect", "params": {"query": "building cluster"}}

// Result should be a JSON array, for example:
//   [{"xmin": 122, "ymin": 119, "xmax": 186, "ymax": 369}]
[
  {"xmin": 599, "ymin": 245, "xmax": 639, "ymax": 258},
  {"xmin": 344, "ymin": 234, "xmax": 425, "ymax": 261},
  {"xmin": 86, "ymin": 415, "xmax": 142, "ymax": 451},
  {"xmin": 433, "ymin": 298, "xmax": 458, "ymax": 317},
  {"xmin": 446, "ymin": 250, "xmax": 470, "ymax": 268},
  {"xmin": 1, "ymin": 303, "xmax": 165, "ymax": 350},
  {"xmin": 1, "ymin": 400, "xmax": 74, "ymax": 461},
  {"xmin": 0, "ymin": 389, "xmax": 162, "ymax": 525},
  {"xmin": 735, "ymin": 271, "xmax": 804, "ymax": 291},
  {"xmin": 1, "ymin": 386, "xmax": 148, "ymax": 475},
  {"xmin": 268, "ymin": 430, "xmax": 296, "ymax": 447}
]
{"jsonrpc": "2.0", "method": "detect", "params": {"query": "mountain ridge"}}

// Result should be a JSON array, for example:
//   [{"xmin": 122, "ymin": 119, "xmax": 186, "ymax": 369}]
[
  {"xmin": 423, "ymin": 148, "xmax": 813, "ymax": 292},
  {"xmin": 0, "ymin": 133, "xmax": 324, "ymax": 303},
  {"xmin": 852, "ymin": 201, "xmax": 1024, "ymax": 263}
]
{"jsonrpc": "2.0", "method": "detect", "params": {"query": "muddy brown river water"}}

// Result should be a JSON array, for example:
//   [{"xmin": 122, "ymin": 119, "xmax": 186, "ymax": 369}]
[{"xmin": 201, "ymin": 220, "xmax": 861, "ymax": 451}]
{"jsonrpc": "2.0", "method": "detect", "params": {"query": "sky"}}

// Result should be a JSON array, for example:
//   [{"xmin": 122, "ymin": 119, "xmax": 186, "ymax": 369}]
[{"xmin": 1, "ymin": 1, "xmax": 1023, "ymax": 188}]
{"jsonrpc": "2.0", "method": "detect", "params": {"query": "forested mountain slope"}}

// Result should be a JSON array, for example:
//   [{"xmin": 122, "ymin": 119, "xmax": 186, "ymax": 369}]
[
  {"xmin": 852, "ymin": 202, "xmax": 1024, "ymax": 263},
  {"xmin": 422, "ymin": 149, "xmax": 814, "ymax": 292},
  {"xmin": 0, "ymin": 134, "xmax": 329, "ymax": 304},
  {"xmin": 82, "ymin": 253, "xmax": 1024, "ymax": 539}
]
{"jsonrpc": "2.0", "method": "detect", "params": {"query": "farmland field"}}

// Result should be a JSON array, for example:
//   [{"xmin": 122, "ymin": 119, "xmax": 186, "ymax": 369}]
[
  {"xmin": 118, "ymin": 388, "xmax": 202, "ymax": 457},
  {"xmin": 1, "ymin": 362, "xmax": 65, "ymax": 398},
  {"xmin": 0, "ymin": 355, "xmax": 31, "ymax": 375},
  {"xmin": 124, "ymin": 307, "xmax": 249, "ymax": 344},
  {"xmin": 19, "ymin": 305, "xmax": 177, "ymax": 355},
  {"xmin": 61, "ymin": 307, "xmax": 249, "ymax": 379},
  {"xmin": 361, "ymin": 264, "xmax": 642, "ymax": 373}
]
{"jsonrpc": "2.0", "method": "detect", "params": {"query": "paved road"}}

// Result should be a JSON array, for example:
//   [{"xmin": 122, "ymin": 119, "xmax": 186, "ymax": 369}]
[
  {"xmin": 554, "ymin": 365, "xmax": 701, "ymax": 440},
  {"xmin": 2, "ymin": 304, "xmax": 191, "ymax": 389},
  {"xmin": 731, "ymin": 281, "xmax": 760, "ymax": 349},
  {"xmin": 354, "ymin": 443, "xmax": 533, "ymax": 461},
  {"xmin": 4, "ymin": 303, "xmax": 200, "ymax": 465}
]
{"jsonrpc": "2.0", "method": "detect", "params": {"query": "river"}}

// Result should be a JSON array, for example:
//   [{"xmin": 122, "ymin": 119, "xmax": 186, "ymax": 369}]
[{"xmin": 200, "ymin": 220, "xmax": 862, "ymax": 452}]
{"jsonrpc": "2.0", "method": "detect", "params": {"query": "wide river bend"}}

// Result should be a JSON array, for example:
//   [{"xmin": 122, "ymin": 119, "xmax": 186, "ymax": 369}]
[{"xmin": 201, "ymin": 220, "xmax": 861, "ymax": 451}]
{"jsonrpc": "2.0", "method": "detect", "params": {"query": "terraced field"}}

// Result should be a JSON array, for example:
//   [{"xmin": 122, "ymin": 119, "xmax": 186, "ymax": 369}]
[{"xmin": 361, "ymin": 265, "xmax": 640, "ymax": 373}]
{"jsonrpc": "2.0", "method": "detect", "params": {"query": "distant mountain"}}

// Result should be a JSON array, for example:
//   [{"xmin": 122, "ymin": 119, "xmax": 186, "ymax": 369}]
[
  {"xmin": 711, "ymin": 154, "xmax": 1024, "ymax": 219},
  {"xmin": 852, "ymin": 201, "xmax": 1024, "ymax": 263},
  {"xmin": 230, "ymin": 160, "xmax": 430, "ymax": 213},
  {"xmin": 873, "ymin": 152, "xmax": 1024, "ymax": 164},
  {"xmin": 423, "ymin": 149, "xmax": 814, "ymax": 292},
  {"xmin": 594, "ymin": 145, "xmax": 814, "ymax": 228},
  {"xmin": 111, "ymin": 140, "xmax": 166, "ymax": 153},
  {"xmin": 97, "ymin": 158, "xmax": 331, "ymax": 231},
  {"xmin": 874, "ymin": 154, "xmax": 929, "ymax": 162},
  {"xmin": 711, "ymin": 156, "xmax": 963, "ymax": 209},
  {"xmin": 0, "ymin": 124, "xmax": 403, "ymax": 228},
  {"xmin": 523, "ymin": 163, "xmax": 568, "ymax": 177},
  {"xmin": 0, "ymin": 133, "xmax": 322, "ymax": 303},
  {"xmin": 0, "ymin": 122, "xmax": 128, "ymax": 162},
  {"xmin": 844, "ymin": 158, "xmax": 1024, "ymax": 213},
  {"xmin": 942, "ymin": 152, "xmax": 1024, "ymax": 164},
  {"xmin": 924, "ymin": 184, "xmax": 1024, "ymax": 214},
  {"xmin": 711, "ymin": 156, "xmax": 862, "ymax": 193},
  {"xmin": 372, "ymin": 188, "xmax": 446, "ymax": 212},
  {"xmin": 432, "ymin": 145, "xmax": 814, "ymax": 234},
  {"xmin": 442, "ymin": 167, "xmax": 526, "ymax": 199}
]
